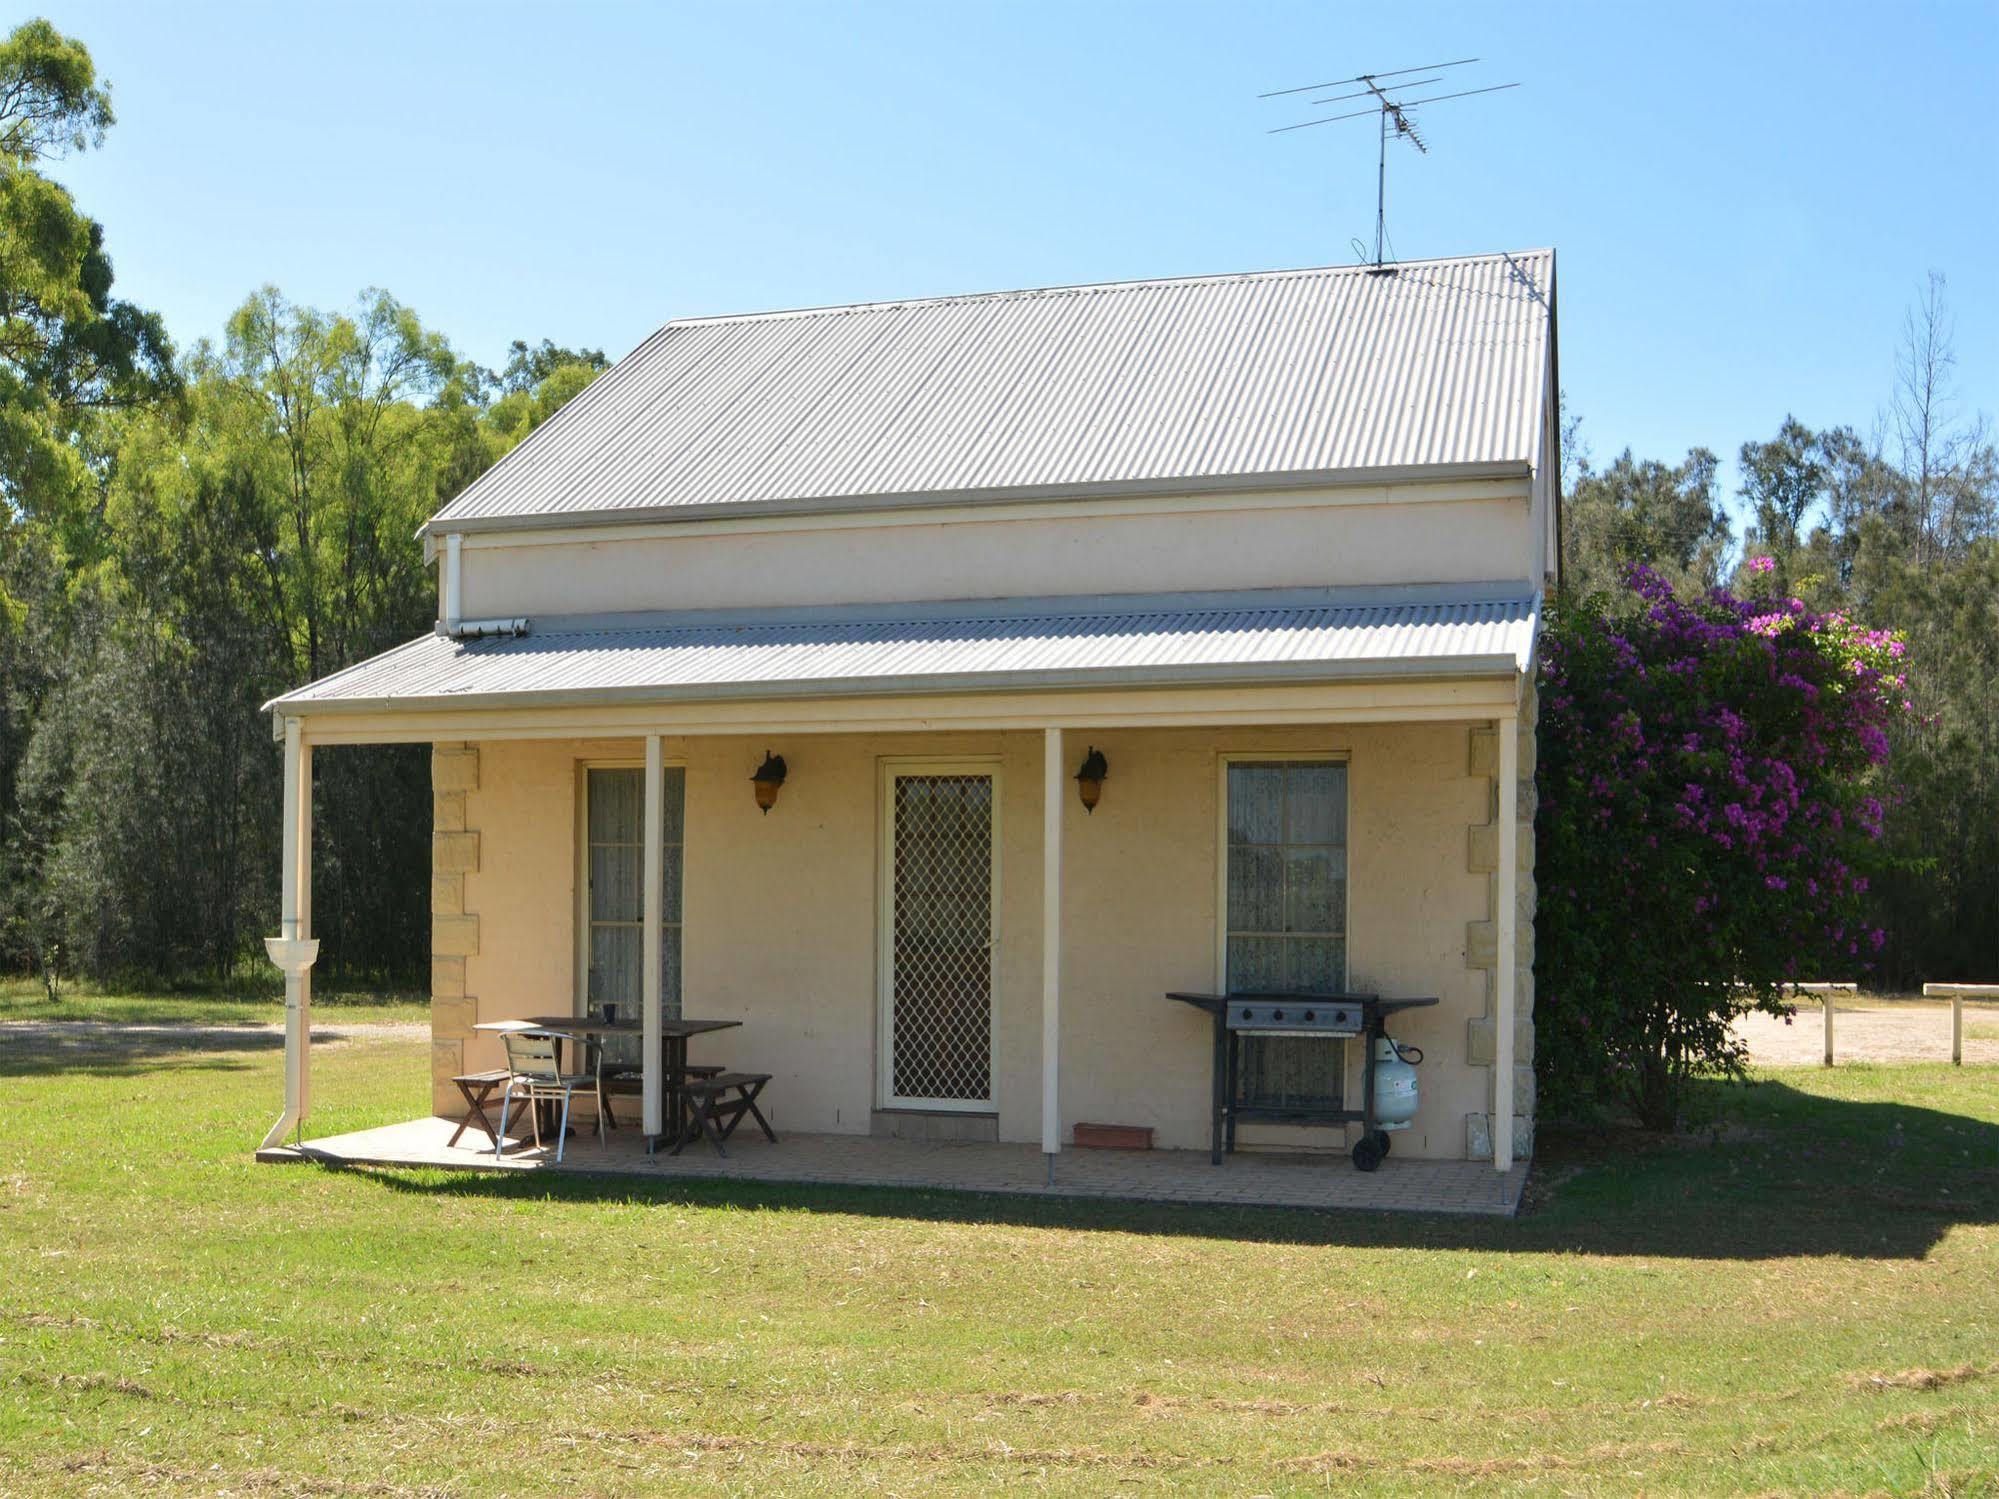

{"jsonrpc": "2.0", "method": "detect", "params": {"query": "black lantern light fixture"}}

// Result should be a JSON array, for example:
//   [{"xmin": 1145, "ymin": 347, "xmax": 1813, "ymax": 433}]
[
  {"xmin": 1073, "ymin": 745, "xmax": 1108, "ymax": 814},
  {"xmin": 750, "ymin": 750, "xmax": 788, "ymax": 814}
]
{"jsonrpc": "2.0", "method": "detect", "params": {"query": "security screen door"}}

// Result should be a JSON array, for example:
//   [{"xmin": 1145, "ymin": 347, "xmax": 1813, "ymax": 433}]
[
  {"xmin": 583, "ymin": 766, "xmax": 684, "ymax": 1064},
  {"xmin": 1224, "ymin": 760, "xmax": 1349, "ymax": 1110},
  {"xmin": 881, "ymin": 767, "xmax": 996, "ymax": 1110}
]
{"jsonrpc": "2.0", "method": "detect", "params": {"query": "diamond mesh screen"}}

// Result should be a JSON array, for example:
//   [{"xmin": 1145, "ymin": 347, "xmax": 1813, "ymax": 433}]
[{"xmin": 890, "ymin": 774, "xmax": 994, "ymax": 1104}]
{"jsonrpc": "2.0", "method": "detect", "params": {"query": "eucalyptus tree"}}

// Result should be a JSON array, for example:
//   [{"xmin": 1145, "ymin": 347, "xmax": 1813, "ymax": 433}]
[
  {"xmin": 0, "ymin": 18, "xmax": 174, "ymax": 550},
  {"xmin": 1560, "ymin": 446, "xmax": 1732, "ymax": 599}
]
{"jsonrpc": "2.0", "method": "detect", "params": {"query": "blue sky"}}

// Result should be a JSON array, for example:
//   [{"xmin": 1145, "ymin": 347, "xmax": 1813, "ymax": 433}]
[{"xmin": 35, "ymin": 0, "xmax": 1999, "ymax": 513}]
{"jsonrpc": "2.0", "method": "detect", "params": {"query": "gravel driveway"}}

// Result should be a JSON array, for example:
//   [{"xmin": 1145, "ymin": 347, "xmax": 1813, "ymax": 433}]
[{"xmin": 1734, "ymin": 1001, "xmax": 1999, "ymax": 1066}]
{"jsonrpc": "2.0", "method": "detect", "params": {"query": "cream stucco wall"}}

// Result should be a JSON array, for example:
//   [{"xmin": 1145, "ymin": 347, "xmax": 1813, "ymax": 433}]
[
  {"xmin": 455, "ymin": 490, "xmax": 1536, "ymax": 620},
  {"xmin": 443, "ymin": 721, "xmax": 1499, "ymax": 1160}
]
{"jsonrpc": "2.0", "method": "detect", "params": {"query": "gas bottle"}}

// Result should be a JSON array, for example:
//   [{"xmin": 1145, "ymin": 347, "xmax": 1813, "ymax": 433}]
[{"xmin": 1372, "ymin": 1035, "xmax": 1421, "ymax": 1129}]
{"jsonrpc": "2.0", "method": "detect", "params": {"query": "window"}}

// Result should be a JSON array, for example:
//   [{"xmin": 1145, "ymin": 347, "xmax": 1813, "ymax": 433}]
[
  {"xmin": 582, "ymin": 767, "xmax": 684, "ymax": 1061},
  {"xmin": 1223, "ymin": 760, "xmax": 1348, "ymax": 1110}
]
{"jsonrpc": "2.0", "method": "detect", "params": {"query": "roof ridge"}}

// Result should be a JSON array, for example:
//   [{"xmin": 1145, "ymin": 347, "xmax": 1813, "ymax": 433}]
[{"xmin": 658, "ymin": 248, "xmax": 1556, "ymax": 331}]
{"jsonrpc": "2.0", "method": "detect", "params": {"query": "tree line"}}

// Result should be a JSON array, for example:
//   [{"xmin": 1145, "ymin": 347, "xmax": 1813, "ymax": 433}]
[
  {"xmin": 1559, "ymin": 271, "xmax": 1998, "ymax": 987},
  {"xmin": 2, "ymin": 19, "xmax": 1994, "ymax": 996},
  {"xmin": 0, "ymin": 20, "xmax": 603, "ymax": 990}
]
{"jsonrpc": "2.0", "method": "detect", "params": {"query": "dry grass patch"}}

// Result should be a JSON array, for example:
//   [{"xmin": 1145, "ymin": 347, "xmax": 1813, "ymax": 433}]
[{"xmin": 1847, "ymin": 1362, "xmax": 1996, "ymax": 1392}]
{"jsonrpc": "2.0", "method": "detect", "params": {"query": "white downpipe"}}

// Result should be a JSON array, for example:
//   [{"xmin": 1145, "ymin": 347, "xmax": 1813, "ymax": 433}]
[
  {"xmin": 442, "ymin": 533, "xmax": 463, "ymax": 631},
  {"xmin": 642, "ymin": 733, "xmax": 664, "ymax": 1141},
  {"xmin": 1041, "ymin": 726, "xmax": 1063, "ymax": 1167},
  {"xmin": 262, "ymin": 718, "xmax": 319, "ymax": 1150},
  {"xmin": 1494, "ymin": 705, "xmax": 1518, "ymax": 1173}
]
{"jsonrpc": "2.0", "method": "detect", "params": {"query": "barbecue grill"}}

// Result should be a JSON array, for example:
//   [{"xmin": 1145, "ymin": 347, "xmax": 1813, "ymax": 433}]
[{"xmin": 1166, "ymin": 991, "xmax": 1438, "ymax": 1171}]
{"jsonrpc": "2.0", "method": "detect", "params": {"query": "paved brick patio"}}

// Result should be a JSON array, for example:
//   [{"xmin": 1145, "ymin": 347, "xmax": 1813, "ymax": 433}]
[{"xmin": 260, "ymin": 1115, "xmax": 1528, "ymax": 1216}]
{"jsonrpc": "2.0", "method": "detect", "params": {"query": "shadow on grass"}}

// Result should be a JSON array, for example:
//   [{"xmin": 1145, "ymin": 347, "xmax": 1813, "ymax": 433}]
[
  {"xmin": 0, "ymin": 1021, "xmax": 412, "ymax": 1078},
  {"xmin": 0, "ymin": 1025, "xmax": 282, "ymax": 1078},
  {"xmin": 329, "ymin": 1078, "xmax": 1998, "ymax": 1263}
]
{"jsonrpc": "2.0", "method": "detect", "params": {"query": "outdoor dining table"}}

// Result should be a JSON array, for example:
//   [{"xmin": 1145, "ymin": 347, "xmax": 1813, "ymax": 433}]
[{"xmin": 480, "ymin": 1015, "xmax": 742, "ymax": 1151}]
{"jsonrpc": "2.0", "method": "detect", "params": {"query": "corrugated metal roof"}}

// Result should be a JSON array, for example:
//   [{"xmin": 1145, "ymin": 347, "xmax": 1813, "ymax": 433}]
[
  {"xmin": 428, "ymin": 250, "xmax": 1555, "ymax": 533},
  {"xmin": 273, "ymin": 588, "xmax": 1536, "ymax": 714}
]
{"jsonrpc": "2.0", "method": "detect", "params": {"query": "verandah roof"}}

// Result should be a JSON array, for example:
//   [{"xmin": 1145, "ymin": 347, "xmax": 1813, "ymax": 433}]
[{"xmin": 268, "ymin": 586, "xmax": 1536, "ymax": 716}]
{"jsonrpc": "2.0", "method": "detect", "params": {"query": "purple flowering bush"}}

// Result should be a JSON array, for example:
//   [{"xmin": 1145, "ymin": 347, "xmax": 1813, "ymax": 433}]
[{"xmin": 1537, "ymin": 565, "xmax": 1908, "ymax": 1129}]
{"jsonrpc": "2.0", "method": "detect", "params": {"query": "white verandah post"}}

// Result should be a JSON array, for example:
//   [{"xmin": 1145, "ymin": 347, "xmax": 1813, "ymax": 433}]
[
  {"xmin": 1041, "ymin": 726, "xmax": 1063, "ymax": 1177},
  {"xmin": 642, "ymin": 733, "xmax": 664, "ymax": 1144},
  {"xmin": 261, "ymin": 716, "xmax": 318, "ymax": 1150},
  {"xmin": 1494, "ymin": 704, "xmax": 1519, "ymax": 1174}
]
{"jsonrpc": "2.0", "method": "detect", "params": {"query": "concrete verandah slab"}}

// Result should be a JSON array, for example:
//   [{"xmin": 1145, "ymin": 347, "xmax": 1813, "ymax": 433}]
[{"xmin": 259, "ymin": 1115, "xmax": 1528, "ymax": 1217}]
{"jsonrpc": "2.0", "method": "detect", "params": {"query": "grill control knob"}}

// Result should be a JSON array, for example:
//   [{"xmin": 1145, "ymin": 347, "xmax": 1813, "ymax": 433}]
[
  {"xmin": 1272, "ymin": 1009, "xmax": 1285, "ymax": 1021},
  {"xmin": 1304, "ymin": 1010, "xmax": 1316, "ymax": 1022}
]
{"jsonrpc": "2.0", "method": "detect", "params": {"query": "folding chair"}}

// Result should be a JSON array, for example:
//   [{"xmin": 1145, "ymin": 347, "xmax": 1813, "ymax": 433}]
[{"xmin": 496, "ymin": 1031, "xmax": 603, "ymax": 1165}]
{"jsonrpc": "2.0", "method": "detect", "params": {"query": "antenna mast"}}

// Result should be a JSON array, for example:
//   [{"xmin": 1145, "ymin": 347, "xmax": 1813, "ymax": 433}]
[{"xmin": 1260, "ymin": 60, "xmax": 1519, "ymax": 271}]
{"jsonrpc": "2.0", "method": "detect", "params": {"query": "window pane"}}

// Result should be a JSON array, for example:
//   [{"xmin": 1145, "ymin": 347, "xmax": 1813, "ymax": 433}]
[
  {"xmin": 662, "ymin": 840, "xmax": 683, "ymax": 924},
  {"xmin": 1226, "ymin": 845, "xmax": 1283, "ymax": 933},
  {"xmin": 1226, "ymin": 935, "xmax": 1283, "ymax": 993},
  {"xmin": 590, "ymin": 845, "xmax": 642, "ymax": 924},
  {"xmin": 661, "ymin": 923, "xmax": 682, "ymax": 1020},
  {"xmin": 660, "ymin": 767, "xmax": 686, "ymax": 844},
  {"xmin": 1283, "ymin": 847, "xmax": 1345, "ymax": 935},
  {"xmin": 1286, "ymin": 936, "xmax": 1347, "ymax": 992},
  {"xmin": 1224, "ymin": 759, "xmax": 1347, "ymax": 991},
  {"xmin": 587, "ymin": 769, "xmax": 640, "ymax": 843},
  {"xmin": 1287, "ymin": 764, "xmax": 1347, "ymax": 845},
  {"xmin": 588, "ymin": 924, "xmax": 641, "ymax": 1010},
  {"xmin": 1226, "ymin": 764, "xmax": 1284, "ymax": 845}
]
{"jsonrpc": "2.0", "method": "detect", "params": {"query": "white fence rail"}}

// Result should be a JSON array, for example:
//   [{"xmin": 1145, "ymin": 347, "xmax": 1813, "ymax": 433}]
[
  {"xmin": 1923, "ymin": 983, "xmax": 1999, "ymax": 1067},
  {"xmin": 1786, "ymin": 980, "xmax": 1997, "ymax": 1067},
  {"xmin": 1784, "ymin": 983, "xmax": 1858, "ymax": 1067}
]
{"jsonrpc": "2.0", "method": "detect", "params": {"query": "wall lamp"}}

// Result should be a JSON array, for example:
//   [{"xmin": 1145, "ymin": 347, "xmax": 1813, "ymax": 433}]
[
  {"xmin": 1074, "ymin": 746, "xmax": 1108, "ymax": 814},
  {"xmin": 750, "ymin": 750, "xmax": 788, "ymax": 814}
]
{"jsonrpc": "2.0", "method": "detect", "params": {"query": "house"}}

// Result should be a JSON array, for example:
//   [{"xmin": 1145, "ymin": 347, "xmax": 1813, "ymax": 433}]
[{"xmin": 263, "ymin": 250, "xmax": 1553, "ymax": 1183}]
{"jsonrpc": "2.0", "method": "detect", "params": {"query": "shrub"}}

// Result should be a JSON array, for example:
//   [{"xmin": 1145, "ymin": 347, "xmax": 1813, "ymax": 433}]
[{"xmin": 1537, "ymin": 562, "xmax": 1909, "ymax": 1129}]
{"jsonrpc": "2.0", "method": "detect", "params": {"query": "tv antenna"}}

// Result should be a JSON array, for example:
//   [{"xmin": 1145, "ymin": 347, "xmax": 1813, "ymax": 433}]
[{"xmin": 1260, "ymin": 59, "xmax": 1519, "ymax": 272}]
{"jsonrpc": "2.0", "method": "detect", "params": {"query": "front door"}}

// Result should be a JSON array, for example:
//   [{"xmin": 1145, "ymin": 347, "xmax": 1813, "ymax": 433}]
[{"xmin": 880, "ymin": 765, "xmax": 997, "ymax": 1110}]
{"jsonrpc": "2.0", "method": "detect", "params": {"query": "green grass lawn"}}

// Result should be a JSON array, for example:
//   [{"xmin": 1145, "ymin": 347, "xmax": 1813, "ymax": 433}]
[
  {"xmin": 0, "ymin": 1023, "xmax": 1993, "ymax": 1495},
  {"xmin": 0, "ymin": 976, "xmax": 430, "ymax": 1027}
]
